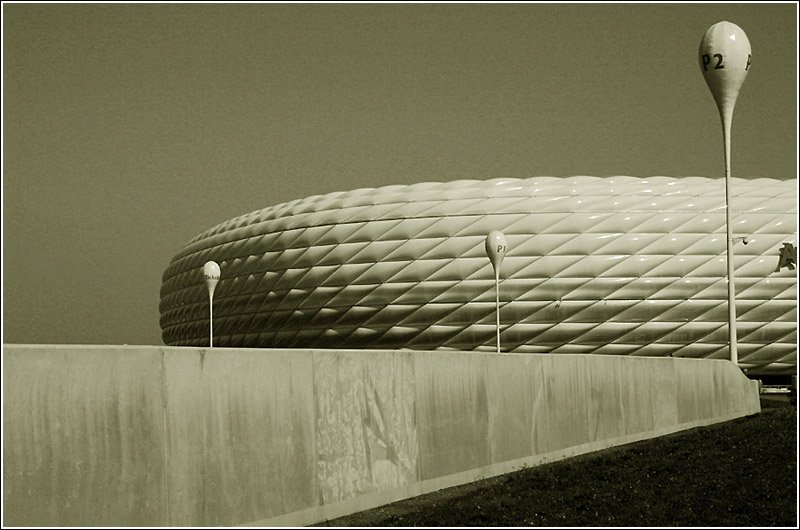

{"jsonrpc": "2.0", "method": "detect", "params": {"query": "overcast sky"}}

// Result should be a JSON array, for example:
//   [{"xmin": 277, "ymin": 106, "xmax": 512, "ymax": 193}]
[{"xmin": 2, "ymin": 3, "xmax": 797, "ymax": 346}]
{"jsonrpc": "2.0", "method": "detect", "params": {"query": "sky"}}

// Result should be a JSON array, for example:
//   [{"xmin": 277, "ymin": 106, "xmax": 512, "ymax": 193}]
[{"xmin": 2, "ymin": 2, "xmax": 797, "ymax": 346}]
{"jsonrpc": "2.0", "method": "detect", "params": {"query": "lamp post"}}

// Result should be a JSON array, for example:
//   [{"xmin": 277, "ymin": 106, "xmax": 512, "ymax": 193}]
[
  {"xmin": 485, "ymin": 231, "xmax": 508, "ymax": 353},
  {"xmin": 203, "ymin": 261, "xmax": 221, "ymax": 347},
  {"xmin": 699, "ymin": 21, "xmax": 751, "ymax": 366}
]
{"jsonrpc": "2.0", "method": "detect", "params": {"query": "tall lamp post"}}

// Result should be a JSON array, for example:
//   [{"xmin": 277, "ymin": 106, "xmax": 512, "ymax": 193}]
[
  {"xmin": 203, "ymin": 261, "xmax": 221, "ymax": 348},
  {"xmin": 485, "ymin": 231, "xmax": 508, "ymax": 353},
  {"xmin": 699, "ymin": 21, "xmax": 751, "ymax": 366}
]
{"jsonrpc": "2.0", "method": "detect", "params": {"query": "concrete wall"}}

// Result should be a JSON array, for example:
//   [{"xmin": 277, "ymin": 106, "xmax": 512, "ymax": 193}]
[{"xmin": 3, "ymin": 345, "xmax": 760, "ymax": 527}]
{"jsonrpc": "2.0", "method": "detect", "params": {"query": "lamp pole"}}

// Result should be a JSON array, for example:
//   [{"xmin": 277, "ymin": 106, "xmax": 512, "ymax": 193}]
[
  {"xmin": 203, "ymin": 261, "xmax": 221, "ymax": 347},
  {"xmin": 699, "ymin": 21, "xmax": 751, "ymax": 366},
  {"xmin": 485, "ymin": 231, "xmax": 508, "ymax": 353}
]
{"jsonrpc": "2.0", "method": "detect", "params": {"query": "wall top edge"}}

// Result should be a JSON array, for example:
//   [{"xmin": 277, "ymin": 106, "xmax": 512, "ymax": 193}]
[{"xmin": 3, "ymin": 344, "xmax": 735, "ymax": 365}]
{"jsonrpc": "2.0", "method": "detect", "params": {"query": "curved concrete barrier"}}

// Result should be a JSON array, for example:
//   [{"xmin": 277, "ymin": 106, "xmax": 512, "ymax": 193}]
[{"xmin": 3, "ymin": 345, "xmax": 760, "ymax": 526}]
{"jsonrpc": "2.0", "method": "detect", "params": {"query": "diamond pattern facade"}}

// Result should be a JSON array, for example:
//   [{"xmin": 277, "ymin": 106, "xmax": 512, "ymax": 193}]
[{"xmin": 159, "ymin": 176, "xmax": 797, "ymax": 375}]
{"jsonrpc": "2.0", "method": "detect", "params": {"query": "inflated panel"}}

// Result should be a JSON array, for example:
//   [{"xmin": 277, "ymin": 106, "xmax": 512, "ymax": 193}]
[{"xmin": 159, "ymin": 177, "xmax": 797, "ymax": 375}]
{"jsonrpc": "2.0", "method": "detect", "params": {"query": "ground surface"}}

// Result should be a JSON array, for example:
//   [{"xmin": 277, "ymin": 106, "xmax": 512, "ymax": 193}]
[{"xmin": 317, "ymin": 396, "xmax": 797, "ymax": 527}]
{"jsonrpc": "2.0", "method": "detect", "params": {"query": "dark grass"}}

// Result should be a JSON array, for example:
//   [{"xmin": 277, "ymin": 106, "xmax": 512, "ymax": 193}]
[{"xmin": 317, "ymin": 396, "xmax": 797, "ymax": 527}]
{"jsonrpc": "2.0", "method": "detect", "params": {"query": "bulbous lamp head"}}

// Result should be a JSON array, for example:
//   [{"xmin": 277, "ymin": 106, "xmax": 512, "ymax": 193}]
[
  {"xmin": 203, "ymin": 261, "xmax": 220, "ymax": 296},
  {"xmin": 699, "ymin": 21, "xmax": 751, "ymax": 123},
  {"xmin": 484, "ymin": 231, "xmax": 508, "ymax": 275}
]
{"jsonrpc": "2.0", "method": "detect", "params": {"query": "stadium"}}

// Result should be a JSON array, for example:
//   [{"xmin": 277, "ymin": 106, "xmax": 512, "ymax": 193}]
[{"xmin": 159, "ymin": 176, "xmax": 797, "ymax": 376}]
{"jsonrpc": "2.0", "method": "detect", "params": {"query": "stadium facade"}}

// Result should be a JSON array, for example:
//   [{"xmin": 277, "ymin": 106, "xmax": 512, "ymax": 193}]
[{"xmin": 159, "ymin": 176, "xmax": 797, "ymax": 375}]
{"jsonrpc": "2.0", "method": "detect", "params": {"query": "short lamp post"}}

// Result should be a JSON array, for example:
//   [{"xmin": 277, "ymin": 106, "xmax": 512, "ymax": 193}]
[
  {"xmin": 485, "ymin": 231, "xmax": 508, "ymax": 354},
  {"xmin": 203, "ymin": 261, "xmax": 221, "ymax": 348}
]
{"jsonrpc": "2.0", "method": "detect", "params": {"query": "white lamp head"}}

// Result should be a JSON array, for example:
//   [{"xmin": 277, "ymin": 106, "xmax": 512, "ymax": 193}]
[
  {"xmin": 203, "ymin": 261, "xmax": 220, "ymax": 297},
  {"xmin": 484, "ymin": 231, "xmax": 508, "ymax": 275},
  {"xmin": 699, "ymin": 21, "xmax": 751, "ymax": 123}
]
